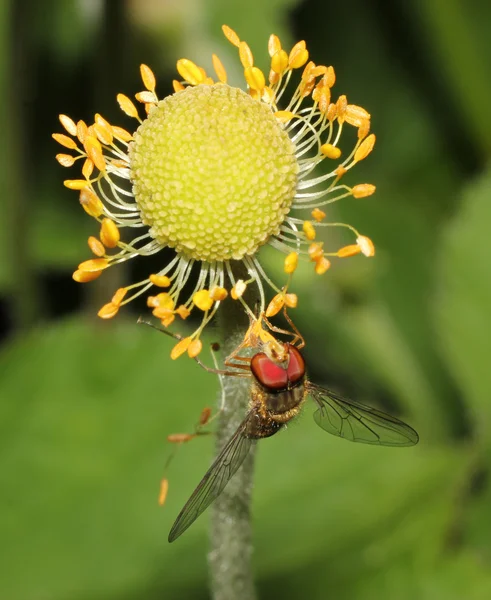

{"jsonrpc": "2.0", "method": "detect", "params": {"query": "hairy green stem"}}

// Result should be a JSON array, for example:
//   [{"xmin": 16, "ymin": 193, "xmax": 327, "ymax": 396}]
[{"xmin": 208, "ymin": 295, "xmax": 257, "ymax": 600}]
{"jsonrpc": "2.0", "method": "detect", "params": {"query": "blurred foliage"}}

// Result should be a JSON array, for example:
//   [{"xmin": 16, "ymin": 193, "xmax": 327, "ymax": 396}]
[{"xmin": 1, "ymin": 0, "xmax": 491, "ymax": 598}]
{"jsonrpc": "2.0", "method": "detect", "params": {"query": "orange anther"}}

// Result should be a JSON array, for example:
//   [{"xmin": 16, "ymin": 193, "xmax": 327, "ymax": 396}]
[
  {"xmin": 352, "ymin": 184, "xmax": 376, "ymax": 198},
  {"xmin": 337, "ymin": 244, "xmax": 362, "ymax": 258},
  {"xmin": 98, "ymin": 302, "xmax": 119, "ymax": 319},
  {"xmin": 64, "ymin": 179, "xmax": 88, "ymax": 190},
  {"xmin": 88, "ymin": 236, "xmax": 105, "ymax": 257},
  {"xmin": 188, "ymin": 339, "xmax": 203, "ymax": 358},
  {"xmin": 303, "ymin": 221, "xmax": 316, "ymax": 240},
  {"xmin": 193, "ymin": 289, "xmax": 213, "ymax": 311},
  {"xmin": 112, "ymin": 288, "xmax": 127, "ymax": 305},
  {"xmin": 356, "ymin": 235, "xmax": 375, "ymax": 257},
  {"xmin": 315, "ymin": 257, "xmax": 331, "ymax": 274},
  {"xmin": 212, "ymin": 54, "xmax": 227, "ymax": 83},
  {"xmin": 79, "ymin": 188, "xmax": 104, "ymax": 217},
  {"xmin": 117, "ymin": 93, "xmax": 139, "ymax": 119},
  {"xmin": 52, "ymin": 133, "xmax": 78, "ymax": 150},
  {"xmin": 321, "ymin": 144, "xmax": 341, "ymax": 160},
  {"xmin": 100, "ymin": 218, "xmax": 120, "ymax": 248},
  {"xmin": 354, "ymin": 134, "xmax": 376, "ymax": 162},
  {"xmin": 171, "ymin": 337, "xmax": 192, "ymax": 360},
  {"xmin": 158, "ymin": 478, "xmax": 169, "ymax": 506},
  {"xmin": 55, "ymin": 154, "xmax": 75, "ymax": 167},
  {"xmin": 140, "ymin": 64, "xmax": 156, "ymax": 92},
  {"xmin": 59, "ymin": 114, "xmax": 77, "ymax": 136},
  {"xmin": 149, "ymin": 274, "xmax": 171, "ymax": 287},
  {"xmin": 284, "ymin": 252, "xmax": 299, "ymax": 274},
  {"xmin": 72, "ymin": 269, "xmax": 102, "ymax": 283},
  {"xmin": 265, "ymin": 293, "xmax": 285, "ymax": 317},
  {"xmin": 311, "ymin": 208, "xmax": 326, "ymax": 222}
]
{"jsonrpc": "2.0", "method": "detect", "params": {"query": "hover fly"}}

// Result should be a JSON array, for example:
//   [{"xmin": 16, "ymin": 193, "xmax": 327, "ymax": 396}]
[{"xmin": 165, "ymin": 315, "xmax": 419, "ymax": 543}]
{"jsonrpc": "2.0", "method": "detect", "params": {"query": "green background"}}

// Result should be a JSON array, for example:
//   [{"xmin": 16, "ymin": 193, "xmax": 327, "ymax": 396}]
[{"xmin": 2, "ymin": 0, "xmax": 491, "ymax": 598}]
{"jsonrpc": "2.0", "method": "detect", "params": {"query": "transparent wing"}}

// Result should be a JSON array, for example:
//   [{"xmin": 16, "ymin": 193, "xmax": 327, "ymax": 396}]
[
  {"xmin": 168, "ymin": 411, "xmax": 256, "ymax": 542},
  {"xmin": 307, "ymin": 382, "xmax": 419, "ymax": 447}
]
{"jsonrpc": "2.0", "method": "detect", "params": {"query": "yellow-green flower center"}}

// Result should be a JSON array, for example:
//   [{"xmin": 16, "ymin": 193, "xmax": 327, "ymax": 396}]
[{"xmin": 129, "ymin": 84, "xmax": 298, "ymax": 261}]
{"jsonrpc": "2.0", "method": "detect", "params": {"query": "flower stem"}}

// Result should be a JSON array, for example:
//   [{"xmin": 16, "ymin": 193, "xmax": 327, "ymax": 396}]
[{"xmin": 208, "ymin": 291, "xmax": 257, "ymax": 600}]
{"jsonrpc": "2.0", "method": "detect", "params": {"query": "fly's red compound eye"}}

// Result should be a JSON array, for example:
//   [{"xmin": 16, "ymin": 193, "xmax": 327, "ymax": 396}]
[
  {"xmin": 286, "ymin": 345, "xmax": 305, "ymax": 385},
  {"xmin": 251, "ymin": 353, "xmax": 288, "ymax": 390},
  {"xmin": 250, "ymin": 345, "xmax": 306, "ymax": 391}
]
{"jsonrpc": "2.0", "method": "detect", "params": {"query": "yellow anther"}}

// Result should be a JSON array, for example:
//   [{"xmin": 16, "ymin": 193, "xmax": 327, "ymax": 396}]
[
  {"xmin": 265, "ymin": 293, "xmax": 285, "ymax": 317},
  {"xmin": 284, "ymin": 293, "xmax": 298, "ymax": 308},
  {"xmin": 210, "ymin": 286, "xmax": 228, "ymax": 301},
  {"xmin": 88, "ymin": 236, "xmax": 105, "ymax": 257},
  {"xmin": 117, "ymin": 93, "xmax": 139, "ymax": 119},
  {"xmin": 135, "ymin": 91, "xmax": 156, "ymax": 104},
  {"xmin": 52, "ymin": 133, "xmax": 78, "ymax": 150},
  {"xmin": 274, "ymin": 111, "xmax": 295, "ymax": 123},
  {"xmin": 78, "ymin": 258, "xmax": 109, "ymax": 272},
  {"xmin": 284, "ymin": 252, "xmax": 299, "ymax": 274},
  {"xmin": 176, "ymin": 59, "xmax": 204, "ymax": 86},
  {"xmin": 98, "ymin": 302, "xmax": 119, "ymax": 319},
  {"xmin": 326, "ymin": 103, "xmax": 337, "ymax": 121},
  {"xmin": 149, "ymin": 274, "xmax": 171, "ymax": 287},
  {"xmin": 59, "ymin": 114, "xmax": 77, "ymax": 136},
  {"xmin": 79, "ymin": 188, "xmax": 104, "ymax": 217},
  {"xmin": 55, "ymin": 154, "xmax": 75, "ymax": 167},
  {"xmin": 212, "ymin": 54, "xmax": 227, "ymax": 83},
  {"xmin": 84, "ymin": 136, "xmax": 105, "ymax": 171},
  {"xmin": 336, "ymin": 95, "xmax": 348, "ymax": 121},
  {"xmin": 345, "ymin": 104, "xmax": 370, "ymax": 128},
  {"xmin": 171, "ymin": 336, "xmax": 192, "ymax": 360},
  {"xmin": 288, "ymin": 40, "xmax": 309, "ymax": 69},
  {"xmin": 153, "ymin": 292, "xmax": 175, "ymax": 310},
  {"xmin": 188, "ymin": 339, "xmax": 203, "ymax": 358},
  {"xmin": 239, "ymin": 41, "xmax": 254, "ymax": 68},
  {"xmin": 337, "ymin": 244, "xmax": 362, "ymax": 258},
  {"xmin": 93, "ymin": 122, "xmax": 113, "ymax": 146},
  {"xmin": 308, "ymin": 242, "xmax": 324, "ymax": 262},
  {"xmin": 72, "ymin": 269, "xmax": 102, "ymax": 283},
  {"xmin": 269, "ymin": 69, "xmax": 280, "ymax": 85},
  {"xmin": 64, "ymin": 179, "xmax": 88, "ymax": 190},
  {"xmin": 313, "ymin": 84, "xmax": 331, "ymax": 113},
  {"xmin": 303, "ymin": 220, "xmax": 316, "ymax": 240},
  {"xmin": 158, "ymin": 479, "xmax": 169, "ymax": 507},
  {"xmin": 172, "ymin": 79, "xmax": 185, "ymax": 93},
  {"xmin": 311, "ymin": 208, "xmax": 326, "ymax": 222},
  {"xmin": 193, "ymin": 289, "xmax": 213, "ymax": 311},
  {"xmin": 356, "ymin": 235, "xmax": 375, "ymax": 257},
  {"xmin": 100, "ymin": 218, "xmax": 120, "ymax": 248},
  {"xmin": 82, "ymin": 158, "xmax": 94, "ymax": 180},
  {"xmin": 112, "ymin": 288, "xmax": 128, "ymax": 305},
  {"xmin": 231, "ymin": 280, "xmax": 247, "ymax": 299},
  {"xmin": 175, "ymin": 305, "xmax": 191, "ymax": 320},
  {"xmin": 244, "ymin": 66, "xmax": 265, "ymax": 92},
  {"xmin": 112, "ymin": 126, "xmax": 133, "ymax": 142},
  {"xmin": 325, "ymin": 66, "xmax": 336, "ymax": 87},
  {"xmin": 153, "ymin": 306, "xmax": 174, "ymax": 324},
  {"xmin": 222, "ymin": 24, "xmax": 240, "ymax": 47},
  {"xmin": 354, "ymin": 134, "xmax": 376, "ymax": 162},
  {"xmin": 320, "ymin": 144, "xmax": 341, "ymax": 160},
  {"xmin": 271, "ymin": 49, "xmax": 289, "ymax": 74},
  {"xmin": 146, "ymin": 296, "xmax": 159, "ymax": 308},
  {"xmin": 76, "ymin": 120, "xmax": 88, "ymax": 144},
  {"xmin": 315, "ymin": 257, "xmax": 331, "ymax": 274},
  {"xmin": 140, "ymin": 64, "xmax": 156, "ymax": 92},
  {"xmin": 358, "ymin": 119, "xmax": 371, "ymax": 140},
  {"xmin": 268, "ymin": 34, "xmax": 282, "ymax": 56},
  {"xmin": 167, "ymin": 433, "xmax": 194, "ymax": 443},
  {"xmin": 352, "ymin": 184, "xmax": 376, "ymax": 198}
]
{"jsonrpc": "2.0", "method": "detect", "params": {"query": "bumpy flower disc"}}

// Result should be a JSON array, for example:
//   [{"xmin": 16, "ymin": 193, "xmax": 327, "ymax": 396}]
[{"xmin": 130, "ymin": 84, "xmax": 298, "ymax": 261}]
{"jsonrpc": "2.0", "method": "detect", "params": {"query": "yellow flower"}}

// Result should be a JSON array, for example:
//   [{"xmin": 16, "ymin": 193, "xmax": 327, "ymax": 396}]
[{"xmin": 54, "ymin": 25, "xmax": 376, "ymax": 356}]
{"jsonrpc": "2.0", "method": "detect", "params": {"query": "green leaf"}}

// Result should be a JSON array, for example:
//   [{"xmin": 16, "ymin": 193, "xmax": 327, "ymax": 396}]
[{"xmin": 435, "ymin": 166, "xmax": 491, "ymax": 441}]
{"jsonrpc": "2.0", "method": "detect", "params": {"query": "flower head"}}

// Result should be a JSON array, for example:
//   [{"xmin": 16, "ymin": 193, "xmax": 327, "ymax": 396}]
[{"xmin": 54, "ymin": 25, "xmax": 376, "ymax": 358}]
